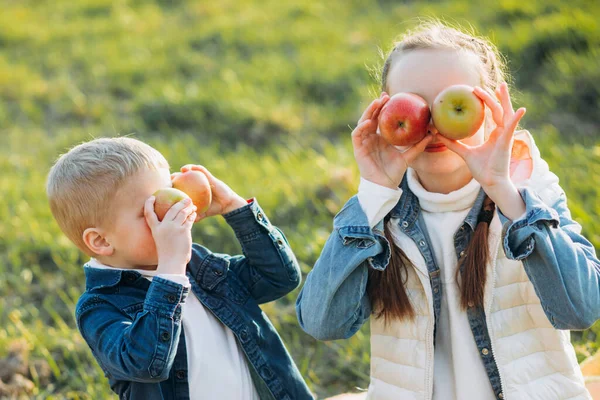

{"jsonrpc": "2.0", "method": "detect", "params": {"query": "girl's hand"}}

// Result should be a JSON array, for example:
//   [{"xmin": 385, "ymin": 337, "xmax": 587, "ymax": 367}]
[
  {"xmin": 145, "ymin": 196, "xmax": 196, "ymax": 275},
  {"xmin": 436, "ymin": 82, "xmax": 526, "ymax": 191},
  {"xmin": 352, "ymin": 93, "xmax": 433, "ymax": 189},
  {"xmin": 436, "ymin": 82, "xmax": 527, "ymax": 219},
  {"xmin": 177, "ymin": 165, "xmax": 247, "ymax": 221}
]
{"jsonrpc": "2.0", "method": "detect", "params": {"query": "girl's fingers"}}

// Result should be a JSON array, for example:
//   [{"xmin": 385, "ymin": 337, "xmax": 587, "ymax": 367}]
[
  {"xmin": 144, "ymin": 196, "xmax": 159, "ymax": 228},
  {"xmin": 358, "ymin": 95, "xmax": 385, "ymax": 124},
  {"xmin": 474, "ymin": 87, "xmax": 503, "ymax": 126},
  {"xmin": 371, "ymin": 94, "xmax": 390, "ymax": 121},
  {"xmin": 401, "ymin": 134, "xmax": 434, "ymax": 163},
  {"xmin": 436, "ymin": 135, "xmax": 472, "ymax": 160},
  {"xmin": 497, "ymin": 83, "xmax": 515, "ymax": 126},
  {"xmin": 351, "ymin": 119, "xmax": 377, "ymax": 148},
  {"xmin": 501, "ymin": 108, "xmax": 526, "ymax": 146}
]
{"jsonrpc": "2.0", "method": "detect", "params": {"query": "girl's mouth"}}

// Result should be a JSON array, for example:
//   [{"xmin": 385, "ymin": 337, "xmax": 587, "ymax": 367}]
[{"xmin": 425, "ymin": 143, "xmax": 447, "ymax": 152}]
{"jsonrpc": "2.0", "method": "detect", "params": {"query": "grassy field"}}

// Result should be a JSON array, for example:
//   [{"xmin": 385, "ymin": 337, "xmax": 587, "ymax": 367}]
[{"xmin": 0, "ymin": 0, "xmax": 599, "ymax": 398}]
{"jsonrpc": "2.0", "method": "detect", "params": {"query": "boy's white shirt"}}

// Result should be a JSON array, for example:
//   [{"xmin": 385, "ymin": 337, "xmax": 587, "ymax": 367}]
[
  {"xmin": 358, "ymin": 172, "xmax": 497, "ymax": 400},
  {"xmin": 87, "ymin": 258, "xmax": 260, "ymax": 400}
]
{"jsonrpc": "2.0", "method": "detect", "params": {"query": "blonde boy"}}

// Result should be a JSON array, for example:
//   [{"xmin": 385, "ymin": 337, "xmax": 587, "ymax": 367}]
[{"xmin": 47, "ymin": 137, "xmax": 313, "ymax": 400}]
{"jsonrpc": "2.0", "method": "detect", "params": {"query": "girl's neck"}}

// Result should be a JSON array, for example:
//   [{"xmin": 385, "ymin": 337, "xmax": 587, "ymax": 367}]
[{"xmin": 413, "ymin": 165, "xmax": 474, "ymax": 194}]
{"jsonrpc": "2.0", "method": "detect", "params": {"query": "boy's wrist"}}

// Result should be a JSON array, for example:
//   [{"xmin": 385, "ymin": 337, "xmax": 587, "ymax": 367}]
[{"xmin": 222, "ymin": 195, "xmax": 248, "ymax": 215}]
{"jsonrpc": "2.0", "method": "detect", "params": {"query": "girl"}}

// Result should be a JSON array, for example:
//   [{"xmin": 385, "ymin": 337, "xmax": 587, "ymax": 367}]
[{"xmin": 296, "ymin": 22, "xmax": 600, "ymax": 400}]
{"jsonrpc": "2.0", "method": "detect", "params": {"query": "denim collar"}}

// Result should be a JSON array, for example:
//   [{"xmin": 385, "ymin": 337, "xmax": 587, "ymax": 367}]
[
  {"xmin": 389, "ymin": 176, "xmax": 487, "ymax": 233},
  {"xmin": 83, "ymin": 265, "xmax": 144, "ymax": 290},
  {"xmin": 83, "ymin": 245, "xmax": 230, "ymax": 292}
]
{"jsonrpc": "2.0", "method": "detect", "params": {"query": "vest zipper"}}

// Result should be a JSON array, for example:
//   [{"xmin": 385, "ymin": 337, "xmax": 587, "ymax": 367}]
[{"xmin": 485, "ymin": 225, "xmax": 506, "ymax": 399}]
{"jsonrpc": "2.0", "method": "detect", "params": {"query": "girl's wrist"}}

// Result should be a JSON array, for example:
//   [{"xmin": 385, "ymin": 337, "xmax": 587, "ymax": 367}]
[
  {"xmin": 484, "ymin": 180, "xmax": 526, "ymax": 221},
  {"xmin": 361, "ymin": 173, "xmax": 403, "ymax": 190}
]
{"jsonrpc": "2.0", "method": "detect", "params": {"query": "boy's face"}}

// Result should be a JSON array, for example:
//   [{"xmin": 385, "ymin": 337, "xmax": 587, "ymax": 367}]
[{"xmin": 101, "ymin": 167, "xmax": 172, "ymax": 270}]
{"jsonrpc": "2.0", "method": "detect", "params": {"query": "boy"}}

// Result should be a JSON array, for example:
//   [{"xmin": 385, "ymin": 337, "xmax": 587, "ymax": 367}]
[{"xmin": 46, "ymin": 137, "xmax": 313, "ymax": 400}]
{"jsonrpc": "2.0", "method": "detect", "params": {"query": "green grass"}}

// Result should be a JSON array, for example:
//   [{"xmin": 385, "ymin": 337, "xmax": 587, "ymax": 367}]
[{"xmin": 0, "ymin": 0, "xmax": 599, "ymax": 398}]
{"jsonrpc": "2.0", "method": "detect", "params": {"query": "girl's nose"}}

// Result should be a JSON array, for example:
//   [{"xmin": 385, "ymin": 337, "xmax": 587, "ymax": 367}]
[{"xmin": 427, "ymin": 119, "xmax": 438, "ymax": 135}]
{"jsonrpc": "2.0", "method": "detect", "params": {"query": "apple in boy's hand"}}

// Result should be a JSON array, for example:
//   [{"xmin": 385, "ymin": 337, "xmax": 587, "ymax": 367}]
[
  {"xmin": 431, "ymin": 85, "xmax": 485, "ymax": 140},
  {"xmin": 378, "ymin": 92, "xmax": 431, "ymax": 147},
  {"xmin": 171, "ymin": 170, "xmax": 212, "ymax": 214},
  {"xmin": 153, "ymin": 188, "xmax": 190, "ymax": 221}
]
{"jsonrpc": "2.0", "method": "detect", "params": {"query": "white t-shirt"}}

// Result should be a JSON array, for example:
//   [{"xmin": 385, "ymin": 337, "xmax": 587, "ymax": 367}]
[
  {"xmin": 87, "ymin": 259, "xmax": 260, "ymax": 400},
  {"xmin": 357, "ymin": 169, "xmax": 496, "ymax": 400}
]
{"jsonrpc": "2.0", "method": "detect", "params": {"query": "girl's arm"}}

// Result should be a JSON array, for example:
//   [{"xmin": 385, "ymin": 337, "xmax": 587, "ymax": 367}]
[
  {"xmin": 498, "ymin": 187, "xmax": 600, "ymax": 329},
  {"xmin": 296, "ymin": 196, "xmax": 391, "ymax": 340}
]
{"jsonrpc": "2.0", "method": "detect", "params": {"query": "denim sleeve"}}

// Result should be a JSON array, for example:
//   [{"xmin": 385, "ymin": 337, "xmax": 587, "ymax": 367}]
[
  {"xmin": 498, "ymin": 187, "xmax": 600, "ymax": 329},
  {"xmin": 223, "ymin": 199, "xmax": 301, "ymax": 304},
  {"xmin": 295, "ymin": 196, "xmax": 391, "ymax": 341},
  {"xmin": 76, "ymin": 276, "xmax": 189, "ymax": 382}
]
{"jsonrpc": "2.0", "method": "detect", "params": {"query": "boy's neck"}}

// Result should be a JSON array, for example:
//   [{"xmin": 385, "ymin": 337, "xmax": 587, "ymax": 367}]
[{"xmin": 92, "ymin": 256, "xmax": 157, "ymax": 271}]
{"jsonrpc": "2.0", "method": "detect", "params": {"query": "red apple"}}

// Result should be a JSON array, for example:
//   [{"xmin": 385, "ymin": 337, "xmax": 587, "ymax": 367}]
[
  {"xmin": 153, "ymin": 188, "xmax": 190, "ymax": 221},
  {"xmin": 431, "ymin": 85, "xmax": 485, "ymax": 140},
  {"xmin": 171, "ymin": 170, "xmax": 212, "ymax": 214},
  {"xmin": 378, "ymin": 92, "xmax": 431, "ymax": 146}
]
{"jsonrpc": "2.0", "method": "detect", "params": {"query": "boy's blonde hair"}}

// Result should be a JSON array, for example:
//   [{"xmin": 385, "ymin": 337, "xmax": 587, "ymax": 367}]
[{"xmin": 46, "ymin": 137, "xmax": 169, "ymax": 255}]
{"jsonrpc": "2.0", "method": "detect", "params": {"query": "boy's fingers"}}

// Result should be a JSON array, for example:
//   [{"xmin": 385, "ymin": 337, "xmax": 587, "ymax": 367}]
[
  {"xmin": 144, "ymin": 196, "xmax": 159, "ymax": 227},
  {"xmin": 173, "ymin": 204, "xmax": 196, "ymax": 224},
  {"xmin": 185, "ymin": 212, "xmax": 197, "ymax": 227},
  {"xmin": 163, "ymin": 198, "xmax": 192, "ymax": 222}
]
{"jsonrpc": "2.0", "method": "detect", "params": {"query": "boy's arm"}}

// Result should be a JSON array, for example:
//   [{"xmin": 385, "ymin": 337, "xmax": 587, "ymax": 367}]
[
  {"xmin": 222, "ymin": 199, "xmax": 301, "ymax": 304},
  {"xmin": 76, "ymin": 276, "xmax": 188, "ymax": 382}
]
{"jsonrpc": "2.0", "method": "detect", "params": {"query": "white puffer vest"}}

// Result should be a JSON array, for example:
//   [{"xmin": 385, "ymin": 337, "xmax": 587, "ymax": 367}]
[{"xmin": 367, "ymin": 131, "xmax": 591, "ymax": 400}]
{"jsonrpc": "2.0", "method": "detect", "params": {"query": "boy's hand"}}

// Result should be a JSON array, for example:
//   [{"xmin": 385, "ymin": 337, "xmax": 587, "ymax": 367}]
[
  {"xmin": 144, "ymin": 196, "xmax": 197, "ymax": 275},
  {"xmin": 176, "ymin": 165, "xmax": 247, "ymax": 221}
]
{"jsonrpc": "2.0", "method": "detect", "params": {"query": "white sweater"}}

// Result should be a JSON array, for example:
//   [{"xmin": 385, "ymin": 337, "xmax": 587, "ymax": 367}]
[
  {"xmin": 358, "ymin": 169, "xmax": 495, "ymax": 399},
  {"xmin": 87, "ymin": 259, "xmax": 260, "ymax": 400}
]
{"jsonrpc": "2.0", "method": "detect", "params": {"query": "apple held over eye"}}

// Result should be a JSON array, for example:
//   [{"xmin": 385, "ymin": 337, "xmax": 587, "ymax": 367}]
[
  {"xmin": 171, "ymin": 170, "xmax": 212, "ymax": 214},
  {"xmin": 153, "ymin": 188, "xmax": 190, "ymax": 221},
  {"xmin": 378, "ymin": 92, "xmax": 431, "ymax": 147},
  {"xmin": 431, "ymin": 85, "xmax": 485, "ymax": 140}
]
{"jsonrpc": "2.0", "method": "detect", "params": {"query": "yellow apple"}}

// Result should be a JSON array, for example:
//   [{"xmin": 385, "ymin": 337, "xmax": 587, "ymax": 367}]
[{"xmin": 153, "ymin": 188, "xmax": 190, "ymax": 221}]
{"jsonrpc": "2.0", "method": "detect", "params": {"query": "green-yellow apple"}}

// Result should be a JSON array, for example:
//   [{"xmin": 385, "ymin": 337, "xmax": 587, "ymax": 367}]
[
  {"xmin": 431, "ymin": 85, "xmax": 484, "ymax": 140},
  {"xmin": 378, "ymin": 92, "xmax": 431, "ymax": 146},
  {"xmin": 172, "ymin": 170, "xmax": 212, "ymax": 214},
  {"xmin": 153, "ymin": 188, "xmax": 190, "ymax": 221}
]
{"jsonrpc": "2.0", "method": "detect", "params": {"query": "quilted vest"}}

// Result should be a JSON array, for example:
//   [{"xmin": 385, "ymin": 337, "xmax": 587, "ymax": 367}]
[{"xmin": 367, "ymin": 131, "xmax": 591, "ymax": 400}]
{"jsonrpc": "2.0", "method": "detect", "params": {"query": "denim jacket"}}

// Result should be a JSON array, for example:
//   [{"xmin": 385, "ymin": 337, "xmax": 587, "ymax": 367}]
[
  {"xmin": 76, "ymin": 200, "xmax": 314, "ymax": 400},
  {"xmin": 296, "ymin": 175, "xmax": 600, "ymax": 398}
]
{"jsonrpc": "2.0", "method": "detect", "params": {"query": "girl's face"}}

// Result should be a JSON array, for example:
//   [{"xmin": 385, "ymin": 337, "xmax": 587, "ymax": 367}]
[{"xmin": 386, "ymin": 48, "xmax": 487, "ymax": 177}]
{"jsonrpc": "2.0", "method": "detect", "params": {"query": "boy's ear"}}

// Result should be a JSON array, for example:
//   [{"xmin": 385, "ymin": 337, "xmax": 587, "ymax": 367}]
[{"xmin": 82, "ymin": 228, "xmax": 114, "ymax": 256}]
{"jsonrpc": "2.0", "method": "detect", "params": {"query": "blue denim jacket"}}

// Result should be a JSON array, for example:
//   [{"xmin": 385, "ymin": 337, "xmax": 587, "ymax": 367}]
[
  {"xmin": 296, "ymin": 178, "xmax": 600, "ymax": 398},
  {"xmin": 76, "ymin": 200, "xmax": 314, "ymax": 400}
]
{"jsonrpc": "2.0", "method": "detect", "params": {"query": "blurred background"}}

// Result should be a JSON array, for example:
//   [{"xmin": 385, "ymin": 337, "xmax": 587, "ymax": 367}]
[{"xmin": 0, "ymin": 0, "xmax": 599, "ymax": 398}]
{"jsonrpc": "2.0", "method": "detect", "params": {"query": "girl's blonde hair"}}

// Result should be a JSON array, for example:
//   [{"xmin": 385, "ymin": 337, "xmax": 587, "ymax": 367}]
[
  {"xmin": 46, "ymin": 137, "xmax": 169, "ymax": 255},
  {"xmin": 381, "ymin": 21, "xmax": 507, "ymax": 97},
  {"xmin": 368, "ymin": 21, "xmax": 508, "ymax": 322}
]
